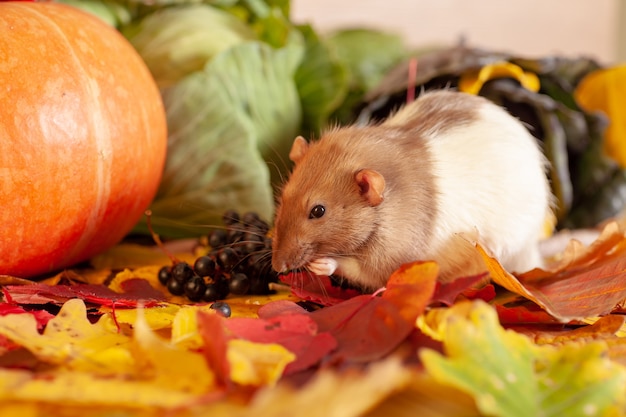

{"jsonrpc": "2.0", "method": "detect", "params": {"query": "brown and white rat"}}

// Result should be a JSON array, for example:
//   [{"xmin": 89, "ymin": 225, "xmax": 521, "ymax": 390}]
[{"xmin": 271, "ymin": 90, "xmax": 552, "ymax": 291}]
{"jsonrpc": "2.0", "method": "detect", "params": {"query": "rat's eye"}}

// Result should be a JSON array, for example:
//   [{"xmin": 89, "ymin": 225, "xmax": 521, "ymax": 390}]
[{"xmin": 309, "ymin": 205, "xmax": 326, "ymax": 219}]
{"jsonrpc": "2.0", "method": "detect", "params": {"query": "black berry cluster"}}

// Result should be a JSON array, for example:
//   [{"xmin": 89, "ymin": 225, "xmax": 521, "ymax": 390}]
[{"xmin": 158, "ymin": 210, "xmax": 277, "ymax": 303}]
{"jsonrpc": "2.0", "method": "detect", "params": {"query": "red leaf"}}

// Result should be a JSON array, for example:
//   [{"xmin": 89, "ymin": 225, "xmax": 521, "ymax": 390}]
[
  {"xmin": 495, "ymin": 303, "xmax": 560, "ymax": 324},
  {"xmin": 518, "ymin": 255, "xmax": 626, "ymax": 320},
  {"xmin": 310, "ymin": 294, "xmax": 411, "ymax": 363},
  {"xmin": 461, "ymin": 283, "xmax": 496, "ymax": 303},
  {"xmin": 257, "ymin": 300, "xmax": 309, "ymax": 318},
  {"xmin": 431, "ymin": 273, "xmax": 489, "ymax": 306},
  {"xmin": 288, "ymin": 261, "xmax": 440, "ymax": 364},
  {"xmin": 279, "ymin": 272, "xmax": 362, "ymax": 306},
  {"xmin": 476, "ymin": 223, "xmax": 626, "ymax": 321},
  {"xmin": 224, "ymin": 314, "xmax": 337, "ymax": 375},
  {"xmin": 0, "ymin": 302, "xmax": 54, "ymax": 330},
  {"xmin": 3, "ymin": 280, "xmax": 166, "ymax": 308},
  {"xmin": 197, "ymin": 311, "xmax": 231, "ymax": 387}
]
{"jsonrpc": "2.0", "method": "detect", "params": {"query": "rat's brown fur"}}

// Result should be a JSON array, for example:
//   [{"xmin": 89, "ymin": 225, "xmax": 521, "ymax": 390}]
[{"xmin": 272, "ymin": 90, "xmax": 550, "ymax": 290}]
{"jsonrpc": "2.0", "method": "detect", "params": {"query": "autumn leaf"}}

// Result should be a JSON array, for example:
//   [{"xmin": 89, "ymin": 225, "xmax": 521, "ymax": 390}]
[
  {"xmin": 419, "ymin": 301, "xmax": 626, "ymax": 417},
  {"xmin": 279, "ymin": 271, "xmax": 362, "ymax": 306},
  {"xmin": 103, "ymin": 303, "xmax": 181, "ymax": 332},
  {"xmin": 475, "ymin": 223, "xmax": 626, "ymax": 321},
  {"xmin": 246, "ymin": 356, "xmax": 413, "ymax": 417},
  {"xmin": 224, "ymin": 313, "xmax": 337, "ymax": 375},
  {"xmin": 0, "ymin": 299, "xmax": 134, "ymax": 375},
  {"xmin": 0, "ymin": 368, "xmax": 204, "ymax": 411},
  {"xmin": 574, "ymin": 64, "xmax": 626, "ymax": 167},
  {"xmin": 3, "ymin": 280, "xmax": 166, "ymax": 308},
  {"xmin": 310, "ymin": 261, "xmax": 438, "ymax": 363},
  {"xmin": 430, "ymin": 273, "xmax": 490, "ymax": 306},
  {"xmin": 381, "ymin": 261, "xmax": 439, "ymax": 323},
  {"xmin": 197, "ymin": 311, "xmax": 231, "ymax": 387},
  {"xmin": 495, "ymin": 303, "xmax": 560, "ymax": 325},
  {"xmin": 0, "ymin": 301, "xmax": 54, "ymax": 329},
  {"xmin": 131, "ymin": 306, "xmax": 216, "ymax": 394},
  {"xmin": 513, "ymin": 315, "xmax": 626, "ymax": 368},
  {"xmin": 227, "ymin": 339, "xmax": 295, "ymax": 386}
]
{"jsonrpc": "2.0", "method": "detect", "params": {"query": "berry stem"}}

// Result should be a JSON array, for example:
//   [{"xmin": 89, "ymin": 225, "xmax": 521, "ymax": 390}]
[{"xmin": 145, "ymin": 210, "xmax": 179, "ymax": 264}]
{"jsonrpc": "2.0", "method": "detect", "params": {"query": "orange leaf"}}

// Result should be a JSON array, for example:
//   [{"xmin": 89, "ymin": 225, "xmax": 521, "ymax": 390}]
[
  {"xmin": 476, "ymin": 223, "xmax": 626, "ymax": 321},
  {"xmin": 382, "ymin": 261, "xmax": 439, "ymax": 324},
  {"xmin": 197, "ymin": 311, "xmax": 231, "ymax": 388}
]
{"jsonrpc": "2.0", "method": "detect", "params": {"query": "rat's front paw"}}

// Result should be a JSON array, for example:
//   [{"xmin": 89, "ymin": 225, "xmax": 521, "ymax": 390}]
[{"xmin": 307, "ymin": 258, "xmax": 338, "ymax": 276}]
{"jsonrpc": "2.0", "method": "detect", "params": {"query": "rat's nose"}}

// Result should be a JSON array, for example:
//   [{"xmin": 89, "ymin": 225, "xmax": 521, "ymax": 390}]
[{"xmin": 271, "ymin": 255, "xmax": 288, "ymax": 274}]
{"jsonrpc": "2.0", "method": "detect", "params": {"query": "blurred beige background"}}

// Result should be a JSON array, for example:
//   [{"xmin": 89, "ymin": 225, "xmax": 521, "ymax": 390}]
[{"xmin": 292, "ymin": 0, "xmax": 623, "ymax": 64}]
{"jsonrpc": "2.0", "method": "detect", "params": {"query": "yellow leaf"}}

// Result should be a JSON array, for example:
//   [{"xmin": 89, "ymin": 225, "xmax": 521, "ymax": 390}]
[
  {"xmin": 0, "ymin": 299, "xmax": 134, "ymax": 375},
  {"xmin": 246, "ymin": 356, "xmax": 412, "ymax": 417},
  {"xmin": 574, "ymin": 64, "xmax": 626, "ymax": 167},
  {"xmin": 171, "ymin": 304, "xmax": 218, "ymax": 349},
  {"xmin": 0, "ymin": 368, "xmax": 198, "ymax": 410},
  {"xmin": 420, "ymin": 301, "xmax": 626, "ymax": 417},
  {"xmin": 132, "ymin": 307, "xmax": 216, "ymax": 393},
  {"xmin": 416, "ymin": 304, "xmax": 474, "ymax": 342},
  {"xmin": 100, "ymin": 303, "xmax": 181, "ymax": 331},
  {"xmin": 459, "ymin": 61, "xmax": 540, "ymax": 95},
  {"xmin": 227, "ymin": 339, "xmax": 295, "ymax": 386},
  {"xmin": 107, "ymin": 266, "xmax": 164, "ymax": 293},
  {"xmin": 582, "ymin": 315, "xmax": 626, "ymax": 338}
]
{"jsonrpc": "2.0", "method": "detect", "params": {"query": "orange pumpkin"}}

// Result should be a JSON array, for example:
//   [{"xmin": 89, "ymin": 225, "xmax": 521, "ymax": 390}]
[{"xmin": 0, "ymin": 2, "xmax": 167, "ymax": 277}]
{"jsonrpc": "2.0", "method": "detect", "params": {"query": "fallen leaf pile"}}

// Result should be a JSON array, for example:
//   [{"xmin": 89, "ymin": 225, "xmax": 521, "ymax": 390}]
[{"xmin": 0, "ymin": 221, "xmax": 625, "ymax": 416}]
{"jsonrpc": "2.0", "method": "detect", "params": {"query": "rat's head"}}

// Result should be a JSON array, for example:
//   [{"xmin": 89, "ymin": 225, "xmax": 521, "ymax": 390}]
[{"xmin": 272, "ymin": 135, "xmax": 386, "ymax": 274}]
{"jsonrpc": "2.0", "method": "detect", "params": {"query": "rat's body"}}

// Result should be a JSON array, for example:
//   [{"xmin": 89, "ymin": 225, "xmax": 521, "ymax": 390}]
[{"xmin": 272, "ymin": 90, "xmax": 552, "ymax": 290}]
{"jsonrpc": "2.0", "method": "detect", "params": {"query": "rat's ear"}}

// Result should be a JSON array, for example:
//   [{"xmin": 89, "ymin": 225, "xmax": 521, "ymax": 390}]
[
  {"xmin": 289, "ymin": 136, "xmax": 309, "ymax": 164},
  {"xmin": 355, "ymin": 169, "xmax": 385, "ymax": 206}
]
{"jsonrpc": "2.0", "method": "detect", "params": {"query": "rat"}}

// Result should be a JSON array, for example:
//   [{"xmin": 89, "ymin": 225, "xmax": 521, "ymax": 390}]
[{"xmin": 271, "ymin": 90, "xmax": 552, "ymax": 291}]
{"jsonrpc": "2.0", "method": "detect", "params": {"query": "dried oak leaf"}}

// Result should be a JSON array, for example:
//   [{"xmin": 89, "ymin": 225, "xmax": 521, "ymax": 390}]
[
  {"xmin": 476, "ymin": 222, "xmax": 626, "ymax": 321},
  {"xmin": 0, "ymin": 298, "xmax": 133, "ymax": 374},
  {"xmin": 419, "ymin": 300, "xmax": 626, "ymax": 417}
]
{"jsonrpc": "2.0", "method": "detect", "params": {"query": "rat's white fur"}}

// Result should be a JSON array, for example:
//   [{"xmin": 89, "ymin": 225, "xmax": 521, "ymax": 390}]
[{"xmin": 416, "ymin": 102, "xmax": 551, "ymax": 281}]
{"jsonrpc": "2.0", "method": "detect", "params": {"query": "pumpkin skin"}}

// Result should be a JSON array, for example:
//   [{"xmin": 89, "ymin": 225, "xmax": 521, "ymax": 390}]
[{"xmin": 0, "ymin": 3, "xmax": 167, "ymax": 277}]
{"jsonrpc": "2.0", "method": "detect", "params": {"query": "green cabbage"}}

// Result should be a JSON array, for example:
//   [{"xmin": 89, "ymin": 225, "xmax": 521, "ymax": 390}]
[
  {"xmin": 293, "ymin": 24, "xmax": 349, "ymax": 135},
  {"xmin": 134, "ymin": 36, "xmax": 304, "ymax": 237},
  {"xmin": 123, "ymin": 5, "xmax": 257, "ymax": 88},
  {"xmin": 326, "ymin": 28, "xmax": 409, "ymax": 124}
]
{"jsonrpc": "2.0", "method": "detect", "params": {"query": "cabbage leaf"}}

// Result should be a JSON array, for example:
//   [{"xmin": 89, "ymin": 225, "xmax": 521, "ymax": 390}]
[
  {"xmin": 294, "ymin": 25, "xmax": 349, "ymax": 136},
  {"xmin": 135, "ymin": 37, "xmax": 304, "ymax": 237},
  {"xmin": 326, "ymin": 28, "xmax": 409, "ymax": 124},
  {"xmin": 123, "ymin": 5, "xmax": 257, "ymax": 88}
]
